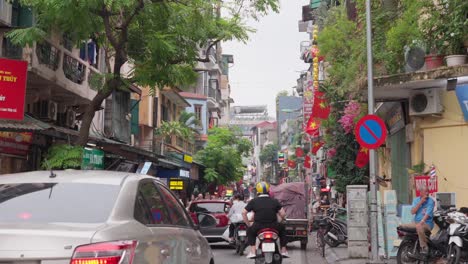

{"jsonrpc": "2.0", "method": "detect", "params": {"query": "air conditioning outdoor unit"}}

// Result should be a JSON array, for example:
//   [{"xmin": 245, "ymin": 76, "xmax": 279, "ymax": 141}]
[
  {"xmin": 409, "ymin": 88, "xmax": 443, "ymax": 116},
  {"xmin": 65, "ymin": 109, "xmax": 76, "ymax": 128},
  {"xmin": 404, "ymin": 45, "xmax": 426, "ymax": 72},
  {"xmin": 36, "ymin": 100, "xmax": 58, "ymax": 121}
]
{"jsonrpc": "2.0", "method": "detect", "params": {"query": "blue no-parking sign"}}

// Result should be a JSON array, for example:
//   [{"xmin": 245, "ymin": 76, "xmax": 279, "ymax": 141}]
[{"xmin": 354, "ymin": 115, "xmax": 388, "ymax": 149}]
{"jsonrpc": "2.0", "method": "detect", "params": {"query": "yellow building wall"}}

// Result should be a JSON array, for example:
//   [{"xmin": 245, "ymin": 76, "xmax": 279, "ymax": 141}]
[{"xmin": 420, "ymin": 91, "xmax": 468, "ymax": 207}]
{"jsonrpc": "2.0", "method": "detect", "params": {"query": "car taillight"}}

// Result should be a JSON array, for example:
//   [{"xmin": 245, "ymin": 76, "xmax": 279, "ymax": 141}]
[
  {"xmin": 70, "ymin": 240, "xmax": 137, "ymax": 264},
  {"xmin": 239, "ymin": 225, "xmax": 247, "ymax": 230},
  {"xmin": 215, "ymin": 215, "xmax": 229, "ymax": 227}
]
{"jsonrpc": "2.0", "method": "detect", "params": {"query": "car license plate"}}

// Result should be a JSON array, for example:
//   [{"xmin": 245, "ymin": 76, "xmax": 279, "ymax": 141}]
[
  {"xmin": 261, "ymin": 243, "xmax": 275, "ymax": 252},
  {"xmin": 238, "ymin": 230, "xmax": 247, "ymax": 236}
]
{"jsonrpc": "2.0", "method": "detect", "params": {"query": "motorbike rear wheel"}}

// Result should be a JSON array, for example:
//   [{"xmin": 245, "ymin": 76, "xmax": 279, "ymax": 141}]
[
  {"xmin": 323, "ymin": 228, "xmax": 341, "ymax": 248},
  {"xmin": 447, "ymin": 244, "xmax": 461, "ymax": 264},
  {"xmin": 397, "ymin": 240, "xmax": 421, "ymax": 264}
]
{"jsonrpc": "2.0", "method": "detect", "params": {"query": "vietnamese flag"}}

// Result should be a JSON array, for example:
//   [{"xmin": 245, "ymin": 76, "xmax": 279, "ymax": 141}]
[
  {"xmin": 312, "ymin": 141, "xmax": 324, "ymax": 155},
  {"xmin": 287, "ymin": 160, "xmax": 296, "ymax": 168},
  {"xmin": 312, "ymin": 91, "xmax": 330, "ymax": 119},
  {"xmin": 295, "ymin": 147, "xmax": 304, "ymax": 158},
  {"xmin": 355, "ymin": 146, "xmax": 369, "ymax": 168},
  {"xmin": 304, "ymin": 155, "xmax": 312, "ymax": 168},
  {"xmin": 305, "ymin": 115, "xmax": 321, "ymax": 136}
]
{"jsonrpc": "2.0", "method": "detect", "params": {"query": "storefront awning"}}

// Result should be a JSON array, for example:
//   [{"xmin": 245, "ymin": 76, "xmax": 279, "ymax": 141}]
[{"xmin": 0, "ymin": 115, "xmax": 51, "ymax": 132}]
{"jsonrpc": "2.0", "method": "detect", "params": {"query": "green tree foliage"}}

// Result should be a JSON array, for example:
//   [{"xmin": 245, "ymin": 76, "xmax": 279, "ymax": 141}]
[
  {"xmin": 41, "ymin": 144, "xmax": 83, "ymax": 170},
  {"xmin": 195, "ymin": 127, "xmax": 252, "ymax": 184},
  {"xmin": 259, "ymin": 144, "xmax": 278, "ymax": 165},
  {"xmin": 8, "ymin": 0, "xmax": 279, "ymax": 146}
]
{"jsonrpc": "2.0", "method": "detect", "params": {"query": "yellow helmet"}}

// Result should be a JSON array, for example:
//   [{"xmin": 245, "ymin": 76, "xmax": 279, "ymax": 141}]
[{"xmin": 256, "ymin": 182, "xmax": 270, "ymax": 194}]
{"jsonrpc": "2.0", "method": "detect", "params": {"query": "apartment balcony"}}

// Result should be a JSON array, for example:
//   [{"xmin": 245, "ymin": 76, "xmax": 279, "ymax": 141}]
[
  {"xmin": 144, "ymin": 136, "xmax": 195, "ymax": 156},
  {"xmin": 1, "ymin": 37, "xmax": 101, "ymax": 106}
]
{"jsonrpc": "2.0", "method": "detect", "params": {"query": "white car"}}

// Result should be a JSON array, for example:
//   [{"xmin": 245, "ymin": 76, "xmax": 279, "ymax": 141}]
[{"xmin": 0, "ymin": 170, "xmax": 215, "ymax": 264}]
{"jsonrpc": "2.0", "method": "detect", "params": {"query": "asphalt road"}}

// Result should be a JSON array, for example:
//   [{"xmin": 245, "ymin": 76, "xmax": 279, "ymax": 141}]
[{"xmin": 210, "ymin": 236, "xmax": 327, "ymax": 264}]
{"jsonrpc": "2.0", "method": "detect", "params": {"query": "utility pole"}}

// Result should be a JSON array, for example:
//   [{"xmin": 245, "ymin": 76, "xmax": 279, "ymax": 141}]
[{"xmin": 365, "ymin": 0, "xmax": 379, "ymax": 262}]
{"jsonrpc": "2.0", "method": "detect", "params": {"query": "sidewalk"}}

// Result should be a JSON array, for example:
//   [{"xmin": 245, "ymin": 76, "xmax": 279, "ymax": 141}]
[{"xmin": 325, "ymin": 245, "xmax": 397, "ymax": 264}]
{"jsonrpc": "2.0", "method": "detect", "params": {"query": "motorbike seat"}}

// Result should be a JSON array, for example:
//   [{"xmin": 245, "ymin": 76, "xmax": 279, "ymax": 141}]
[
  {"xmin": 397, "ymin": 226, "xmax": 431, "ymax": 236},
  {"xmin": 257, "ymin": 228, "xmax": 279, "ymax": 235}
]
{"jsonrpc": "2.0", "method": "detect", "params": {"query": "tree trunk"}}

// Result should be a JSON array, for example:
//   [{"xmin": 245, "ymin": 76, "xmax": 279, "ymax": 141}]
[{"xmin": 75, "ymin": 54, "xmax": 126, "ymax": 146}]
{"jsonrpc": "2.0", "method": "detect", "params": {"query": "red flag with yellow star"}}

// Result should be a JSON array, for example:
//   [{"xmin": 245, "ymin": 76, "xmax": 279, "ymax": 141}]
[
  {"xmin": 312, "ymin": 91, "xmax": 330, "ymax": 119},
  {"xmin": 304, "ymin": 155, "xmax": 312, "ymax": 168},
  {"xmin": 355, "ymin": 146, "xmax": 369, "ymax": 168},
  {"xmin": 312, "ymin": 141, "xmax": 325, "ymax": 155},
  {"xmin": 305, "ymin": 115, "xmax": 321, "ymax": 136}
]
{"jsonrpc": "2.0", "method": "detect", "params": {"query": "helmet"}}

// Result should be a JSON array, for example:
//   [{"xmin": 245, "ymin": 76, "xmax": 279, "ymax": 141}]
[{"xmin": 256, "ymin": 182, "xmax": 270, "ymax": 194}]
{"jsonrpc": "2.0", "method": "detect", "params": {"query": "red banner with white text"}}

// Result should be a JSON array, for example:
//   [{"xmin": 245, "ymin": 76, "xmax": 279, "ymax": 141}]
[{"xmin": 0, "ymin": 58, "xmax": 28, "ymax": 120}]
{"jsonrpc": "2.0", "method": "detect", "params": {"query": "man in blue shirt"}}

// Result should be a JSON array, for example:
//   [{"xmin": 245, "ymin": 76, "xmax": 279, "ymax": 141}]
[{"xmin": 408, "ymin": 185, "xmax": 435, "ymax": 254}]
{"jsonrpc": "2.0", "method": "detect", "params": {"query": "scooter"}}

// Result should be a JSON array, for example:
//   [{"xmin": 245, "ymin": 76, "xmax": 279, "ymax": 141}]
[
  {"xmin": 233, "ymin": 223, "xmax": 248, "ymax": 256},
  {"xmin": 254, "ymin": 228, "xmax": 282, "ymax": 264},
  {"xmin": 447, "ymin": 211, "xmax": 468, "ymax": 264},
  {"xmin": 396, "ymin": 210, "xmax": 451, "ymax": 264}
]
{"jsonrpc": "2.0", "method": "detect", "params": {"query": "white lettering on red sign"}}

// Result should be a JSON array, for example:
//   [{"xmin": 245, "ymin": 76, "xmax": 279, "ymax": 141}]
[{"xmin": 414, "ymin": 175, "xmax": 438, "ymax": 197}]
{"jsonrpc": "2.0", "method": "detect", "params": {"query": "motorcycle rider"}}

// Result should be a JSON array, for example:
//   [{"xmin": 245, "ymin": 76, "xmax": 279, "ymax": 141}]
[
  {"xmin": 228, "ymin": 193, "xmax": 247, "ymax": 243},
  {"xmin": 242, "ymin": 182, "xmax": 289, "ymax": 259},
  {"xmin": 402, "ymin": 184, "xmax": 435, "ymax": 256}
]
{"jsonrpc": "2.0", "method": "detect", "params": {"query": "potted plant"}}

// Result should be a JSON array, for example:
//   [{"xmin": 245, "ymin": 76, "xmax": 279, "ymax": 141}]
[
  {"xmin": 441, "ymin": 0, "xmax": 468, "ymax": 66},
  {"xmin": 420, "ymin": 0, "xmax": 446, "ymax": 69}
]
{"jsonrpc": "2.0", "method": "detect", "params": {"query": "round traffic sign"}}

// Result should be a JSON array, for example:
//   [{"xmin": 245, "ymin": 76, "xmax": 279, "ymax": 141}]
[{"xmin": 354, "ymin": 115, "xmax": 387, "ymax": 149}]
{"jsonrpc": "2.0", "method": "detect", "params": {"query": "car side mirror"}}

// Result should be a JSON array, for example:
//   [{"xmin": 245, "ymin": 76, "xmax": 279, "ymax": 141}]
[{"xmin": 197, "ymin": 213, "xmax": 217, "ymax": 229}]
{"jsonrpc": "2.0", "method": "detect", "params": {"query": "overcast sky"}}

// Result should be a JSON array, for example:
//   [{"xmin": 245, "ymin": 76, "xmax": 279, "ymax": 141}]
[{"xmin": 223, "ymin": 0, "xmax": 308, "ymax": 117}]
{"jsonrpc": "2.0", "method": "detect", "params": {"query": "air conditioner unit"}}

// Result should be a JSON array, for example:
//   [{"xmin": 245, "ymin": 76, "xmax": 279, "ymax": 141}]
[
  {"xmin": 409, "ymin": 88, "xmax": 443, "ymax": 116},
  {"xmin": 36, "ymin": 100, "xmax": 58, "ymax": 121},
  {"xmin": 65, "ymin": 109, "xmax": 76, "ymax": 128},
  {"xmin": 404, "ymin": 45, "xmax": 426, "ymax": 72}
]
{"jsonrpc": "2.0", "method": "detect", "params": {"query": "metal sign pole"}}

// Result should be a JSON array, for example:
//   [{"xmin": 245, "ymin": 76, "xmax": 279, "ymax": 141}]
[{"xmin": 365, "ymin": 0, "xmax": 379, "ymax": 261}]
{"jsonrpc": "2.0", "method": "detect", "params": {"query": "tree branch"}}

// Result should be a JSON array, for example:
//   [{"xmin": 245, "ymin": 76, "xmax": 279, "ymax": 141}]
[
  {"xmin": 196, "ymin": 39, "xmax": 222, "ymax": 62},
  {"xmin": 100, "ymin": 6, "xmax": 119, "ymax": 49}
]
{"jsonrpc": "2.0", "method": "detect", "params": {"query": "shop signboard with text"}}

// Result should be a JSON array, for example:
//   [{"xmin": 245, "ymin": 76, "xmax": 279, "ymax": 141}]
[
  {"xmin": 414, "ymin": 175, "xmax": 438, "ymax": 196},
  {"xmin": 0, "ymin": 58, "xmax": 28, "ymax": 120},
  {"xmin": 169, "ymin": 179, "xmax": 185, "ymax": 191},
  {"xmin": 81, "ymin": 148, "xmax": 105, "ymax": 170},
  {"xmin": 0, "ymin": 132, "xmax": 33, "ymax": 156}
]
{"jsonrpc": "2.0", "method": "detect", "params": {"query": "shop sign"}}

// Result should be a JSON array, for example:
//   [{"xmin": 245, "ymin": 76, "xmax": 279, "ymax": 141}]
[
  {"xmin": 455, "ymin": 84, "xmax": 468, "ymax": 122},
  {"xmin": 0, "ymin": 58, "xmax": 28, "ymax": 120},
  {"xmin": 180, "ymin": 169, "xmax": 190, "ymax": 178},
  {"xmin": 183, "ymin": 154, "xmax": 193, "ymax": 163},
  {"xmin": 0, "ymin": 132, "xmax": 32, "ymax": 156},
  {"xmin": 385, "ymin": 103, "xmax": 405, "ymax": 135},
  {"xmin": 414, "ymin": 175, "xmax": 438, "ymax": 196},
  {"xmin": 81, "ymin": 148, "xmax": 104, "ymax": 170},
  {"xmin": 169, "ymin": 179, "xmax": 185, "ymax": 190}
]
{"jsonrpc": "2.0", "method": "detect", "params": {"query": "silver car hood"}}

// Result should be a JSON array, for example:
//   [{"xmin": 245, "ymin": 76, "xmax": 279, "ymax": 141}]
[{"xmin": 0, "ymin": 223, "xmax": 102, "ymax": 261}]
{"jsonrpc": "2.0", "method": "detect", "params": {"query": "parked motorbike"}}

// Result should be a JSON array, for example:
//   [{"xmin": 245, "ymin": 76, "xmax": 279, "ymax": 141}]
[
  {"xmin": 447, "ymin": 211, "xmax": 468, "ymax": 264},
  {"xmin": 396, "ymin": 210, "xmax": 452, "ymax": 264},
  {"xmin": 233, "ymin": 223, "xmax": 248, "ymax": 256},
  {"xmin": 322, "ymin": 208, "xmax": 348, "ymax": 247},
  {"xmin": 254, "ymin": 228, "xmax": 282, "ymax": 264}
]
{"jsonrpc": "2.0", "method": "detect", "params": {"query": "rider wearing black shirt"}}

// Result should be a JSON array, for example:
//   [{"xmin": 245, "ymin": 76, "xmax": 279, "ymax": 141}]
[{"xmin": 242, "ymin": 182, "xmax": 288, "ymax": 259}]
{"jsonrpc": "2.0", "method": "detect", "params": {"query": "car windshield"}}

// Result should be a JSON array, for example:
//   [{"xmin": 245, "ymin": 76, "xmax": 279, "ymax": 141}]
[
  {"xmin": 191, "ymin": 202, "xmax": 226, "ymax": 213},
  {"xmin": 0, "ymin": 183, "xmax": 120, "ymax": 224}
]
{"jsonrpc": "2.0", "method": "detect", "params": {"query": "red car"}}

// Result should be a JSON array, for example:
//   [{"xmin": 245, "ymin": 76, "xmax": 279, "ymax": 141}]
[{"xmin": 188, "ymin": 200, "xmax": 231, "ymax": 243}]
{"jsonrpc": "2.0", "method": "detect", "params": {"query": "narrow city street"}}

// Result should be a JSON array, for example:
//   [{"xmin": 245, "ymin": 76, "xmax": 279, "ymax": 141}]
[{"xmin": 211, "ymin": 237, "xmax": 327, "ymax": 264}]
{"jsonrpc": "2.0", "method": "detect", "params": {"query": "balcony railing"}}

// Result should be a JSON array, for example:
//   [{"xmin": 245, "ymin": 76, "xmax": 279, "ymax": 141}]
[
  {"xmin": 36, "ymin": 41, "xmax": 60, "ymax": 71},
  {"xmin": 151, "ymin": 135, "xmax": 195, "ymax": 155},
  {"xmin": 19, "ymin": 38, "xmax": 102, "ymax": 101}
]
